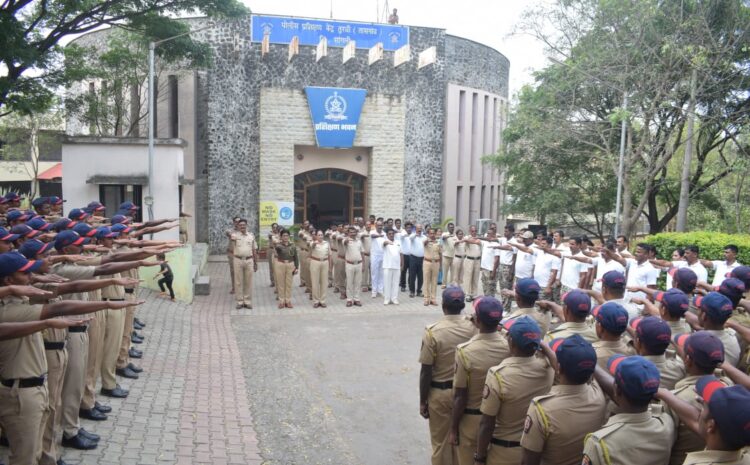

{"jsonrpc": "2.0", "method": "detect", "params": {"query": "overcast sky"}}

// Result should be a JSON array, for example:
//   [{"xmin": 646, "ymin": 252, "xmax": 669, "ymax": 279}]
[{"xmin": 241, "ymin": 0, "xmax": 550, "ymax": 98}]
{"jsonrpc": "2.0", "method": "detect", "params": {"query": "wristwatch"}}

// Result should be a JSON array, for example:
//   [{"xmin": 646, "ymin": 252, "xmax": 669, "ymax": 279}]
[{"xmin": 473, "ymin": 452, "xmax": 487, "ymax": 463}]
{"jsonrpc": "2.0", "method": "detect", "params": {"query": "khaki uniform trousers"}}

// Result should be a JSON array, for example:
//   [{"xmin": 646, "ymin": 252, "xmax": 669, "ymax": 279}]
[
  {"xmin": 61, "ymin": 331, "xmax": 87, "ymax": 438},
  {"xmin": 451, "ymin": 256, "xmax": 464, "ymax": 287},
  {"xmin": 227, "ymin": 253, "xmax": 236, "ymax": 291},
  {"xmin": 428, "ymin": 387, "xmax": 456, "ymax": 465},
  {"xmin": 274, "ymin": 260, "xmax": 295, "ymax": 304},
  {"xmin": 304, "ymin": 253, "xmax": 313, "ymax": 292},
  {"xmin": 461, "ymin": 258, "xmax": 481, "ymax": 298},
  {"xmin": 309, "ymin": 259, "xmax": 329, "ymax": 305},
  {"xmin": 233, "ymin": 257, "xmax": 254, "ymax": 306},
  {"xmin": 456, "ymin": 413, "xmax": 482, "ymax": 465},
  {"xmin": 101, "ymin": 307, "xmax": 125, "ymax": 390},
  {"xmin": 334, "ymin": 255, "xmax": 346, "ymax": 294},
  {"xmin": 41, "ymin": 348, "xmax": 68, "ymax": 465},
  {"xmin": 423, "ymin": 259, "xmax": 441, "ymax": 302},
  {"xmin": 0, "ymin": 383, "xmax": 48, "ymax": 465},
  {"xmin": 267, "ymin": 247, "xmax": 275, "ymax": 285},
  {"xmin": 298, "ymin": 249, "xmax": 309, "ymax": 287},
  {"xmin": 441, "ymin": 256, "xmax": 453, "ymax": 288},
  {"xmin": 345, "ymin": 262, "xmax": 363, "ymax": 302},
  {"xmin": 362, "ymin": 254, "xmax": 371, "ymax": 290},
  {"xmin": 116, "ymin": 292, "xmax": 137, "ymax": 370},
  {"xmin": 487, "ymin": 443, "xmax": 522, "ymax": 465},
  {"xmin": 81, "ymin": 311, "xmax": 104, "ymax": 410}
]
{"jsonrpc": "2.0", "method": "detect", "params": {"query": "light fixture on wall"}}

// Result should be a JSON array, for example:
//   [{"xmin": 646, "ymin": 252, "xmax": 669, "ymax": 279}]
[
  {"xmin": 355, "ymin": 155, "xmax": 362, "ymax": 162},
  {"xmin": 297, "ymin": 153, "xmax": 304, "ymax": 160}
]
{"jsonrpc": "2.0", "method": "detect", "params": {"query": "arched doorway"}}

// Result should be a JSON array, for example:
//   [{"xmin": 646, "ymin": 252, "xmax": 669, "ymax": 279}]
[{"xmin": 294, "ymin": 169, "xmax": 367, "ymax": 230}]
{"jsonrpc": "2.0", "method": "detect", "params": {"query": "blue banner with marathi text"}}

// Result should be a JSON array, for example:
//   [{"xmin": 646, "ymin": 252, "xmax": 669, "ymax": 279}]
[
  {"xmin": 251, "ymin": 15, "xmax": 409, "ymax": 51},
  {"xmin": 305, "ymin": 87, "xmax": 368, "ymax": 149}
]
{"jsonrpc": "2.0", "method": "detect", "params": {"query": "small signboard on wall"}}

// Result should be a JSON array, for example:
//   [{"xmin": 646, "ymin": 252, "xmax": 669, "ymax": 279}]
[
  {"xmin": 305, "ymin": 86, "xmax": 368, "ymax": 148},
  {"xmin": 260, "ymin": 201, "xmax": 295, "ymax": 226}
]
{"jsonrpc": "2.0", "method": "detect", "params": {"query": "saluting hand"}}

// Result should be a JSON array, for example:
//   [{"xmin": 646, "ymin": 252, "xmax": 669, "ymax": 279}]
[
  {"xmin": 7, "ymin": 285, "xmax": 55, "ymax": 299},
  {"xmin": 47, "ymin": 315, "xmax": 93, "ymax": 328}
]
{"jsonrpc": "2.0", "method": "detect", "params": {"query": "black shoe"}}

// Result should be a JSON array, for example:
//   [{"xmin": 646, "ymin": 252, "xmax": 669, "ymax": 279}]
[
  {"xmin": 116, "ymin": 367, "xmax": 139, "ymax": 379},
  {"xmin": 61, "ymin": 434, "xmax": 98, "ymax": 450},
  {"xmin": 79, "ymin": 408, "xmax": 107, "ymax": 421},
  {"xmin": 131, "ymin": 331, "xmax": 144, "ymax": 339},
  {"xmin": 133, "ymin": 321, "xmax": 145, "ymax": 330},
  {"xmin": 77, "ymin": 428, "xmax": 100, "ymax": 442},
  {"xmin": 100, "ymin": 385, "xmax": 129, "ymax": 398},
  {"xmin": 134, "ymin": 317, "xmax": 145, "ymax": 327},
  {"xmin": 409, "ymin": 293, "xmax": 415, "ymax": 298},
  {"xmin": 127, "ymin": 362, "xmax": 143, "ymax": 373},
  {"xmin": 131, "ymin": 334, "xmax": 143, "ymax": 344},
  {"xmin": 128, "ymin": 347, "xmax": 143, "ymax": 358},
  {"xmin": 400, "ymin": 287, "xmax": 406, "ymax": 292},
  {"xmin": 0, "ymin": 435, "xmax": 7, "ymax": 447},
  {"xmin": 94, "ymin": 401, "xmax": 112, "ymax": 413},
  {"xmin": 417, "ymin": 291, "xmax": 423, "ymax": 297}
]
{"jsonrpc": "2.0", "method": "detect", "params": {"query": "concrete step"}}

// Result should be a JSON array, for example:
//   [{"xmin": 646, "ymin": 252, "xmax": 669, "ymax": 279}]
[{"xmin": 195, "ymin": 275, "xmax": 210, "ymax": 296}]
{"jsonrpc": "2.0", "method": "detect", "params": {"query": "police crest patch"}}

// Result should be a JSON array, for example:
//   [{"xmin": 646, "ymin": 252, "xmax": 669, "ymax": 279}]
[{"xmin": 523, "ymin": 415, "xmax": 533, "ymax": 434}]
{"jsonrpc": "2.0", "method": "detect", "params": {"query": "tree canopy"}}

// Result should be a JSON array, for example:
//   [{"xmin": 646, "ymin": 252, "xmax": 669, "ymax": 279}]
[
  {"xmin": 0, "ymin": 0, "xmax": 249, "ymax": 117},
  {"xmin": 489, "ymin": 0, "xmax": 750, "ymax": 237}
]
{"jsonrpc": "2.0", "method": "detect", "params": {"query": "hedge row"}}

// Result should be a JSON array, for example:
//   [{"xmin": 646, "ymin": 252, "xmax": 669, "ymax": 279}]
[{"xmin": 641, "ymin": 232, "xmax": 750, "ymax": 264}]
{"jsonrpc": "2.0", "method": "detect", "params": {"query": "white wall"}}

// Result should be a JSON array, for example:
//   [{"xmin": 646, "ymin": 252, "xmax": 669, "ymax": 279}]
[{"xmin": 62, "ymin": 137, "xmax": 184, "ymax": 241}]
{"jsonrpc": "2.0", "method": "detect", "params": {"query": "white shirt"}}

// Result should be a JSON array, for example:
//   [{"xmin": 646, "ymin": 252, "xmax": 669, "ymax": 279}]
[
  {"xmin": 560, "ymin": 252, "xmax": 587, "ymax": 289},
  {"xmin": 592, "ymin": 256, "xmax": 626, "ymax": 292},
  {"xmin": 533, "ymin": 252, "xmax": 561, "ymax": 288},
  {"xmin": 625, "ymin": 259, "xmax": 659, "ymax": 301},
  {"xmin": 513, "ymin": 243, "xmax": 535, "ymax": 279},
  {"xmin": 480, "ymin": 242, "xmax": 500, "ymax": 272},
  {"xmin": 409, "ymin": 233, "xmax": 425, "ymax": 258},
  {"xmin": 382, "ymin": 240, "xmax": 401, "ymax": 269},
  {"xmin": 497, "ymin": 237, "xmax": 516, "ymax": 266},
  {"xmin": 710, "ymin": 260, "xmax": 742, "ymax": 287},
  {"xmin": 369, "ymin": 230, "xmax": 385, "ymax": 257},
  {"xmin": 397, "ymin": 230, "xmax": 411, "ymax": 255}
]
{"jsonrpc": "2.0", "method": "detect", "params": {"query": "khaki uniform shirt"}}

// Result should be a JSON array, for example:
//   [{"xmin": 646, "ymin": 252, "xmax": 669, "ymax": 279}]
[
  {"xmin": 359, "ymin": 231, "xmax": 371, "ymax": 254},
  {"xmin": 453, "ymin": 240, "xmax": 467, "ymax": 258},
  {"xmin": 706, "ymin": 329, "xmax": 740, "ymax": 367},
  {"xmin": 418, "ymin": 315, "xmax": 476, "ymax": 382},
  {"xmin": 665, "ymin": 375, "xmax": 721, "ymax": 465},
  {"xmin": 521, "ymin": 382, "xmax": 608, "ymax": 465},
  {"xmin": 503, "ymin": 306, "xmax": 551, "ymax": 335},
  {"xmin": 441, "ymin": 233, "xmax": 456, "ymax": 258},
  {"xmin": 232, "ymin": 232, "xmax": 256, "ymax": 258},
  {"xmin": 0, "ymin": 297, "xmax": 47, "ymax": 379},
  {"xmin": 582, "ymin": 408, "xmax": 675, "ymax": 465},
  {"xmin": 453, "ymin": 332, "xmax": 510, "ymax": 409},
  {"xmin": 344, "ymin": 238, "xmax": 364, "ymax": 263},
  {"xmin": 51, "ymin": 262, "xmax": 97, "ymax": 302},
  {"xmin": 544, "ymin": 321, "xmax": 598, "ymax": 343},
  {"xmin": 226, "ymin": 227, "xmax": 236, "ymax": 253},
  {"xmin": 424, "ymin": 240, "xmax": 441, "ymax": 261},
  {"xmin": 481, "ymin": 355, "xmax": 554, "ymax": 441},
  {"xmin": 667, "ymin": 319, "xmax": 692, "ymax": 338},
  {"xmin": 642, "ymin": 354, "xmax": 685, "ymax": 391},
  {"xmin": 593, "ymin": 339, "xmax": 634, "ymax": 369},
  {"xmin": 309, "ymin": 241, "xmax": 330, "ymax": 260},
  {"xmin": 465, "ymin": 239, "xmax": 481, "ymax": 259},
  {"xmin": 114, "ymin": 244, "xmax": 139, "ymax": 287},
  {"xmin": 682, "ymin": 449, "xmax": 750, "ymax": 465},
  {"xmin": 98, "ymin": 249, "xmax": 125, "ymax": 300}
]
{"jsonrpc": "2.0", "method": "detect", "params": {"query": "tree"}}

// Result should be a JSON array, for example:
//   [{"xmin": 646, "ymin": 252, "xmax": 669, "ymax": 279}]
[
  {"xmin": 493, "ymin": 0, "xmax": 750, "ymax": 237},
  {"xmin": 0, "ymin": 0, "xmax": 248, "ymax": 117}
]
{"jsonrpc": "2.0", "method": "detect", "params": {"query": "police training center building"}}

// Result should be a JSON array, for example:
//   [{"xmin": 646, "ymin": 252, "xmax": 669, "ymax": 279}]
[{"xmin": 69, "ymin": 14, "xmax": 509, "ymax": 253}]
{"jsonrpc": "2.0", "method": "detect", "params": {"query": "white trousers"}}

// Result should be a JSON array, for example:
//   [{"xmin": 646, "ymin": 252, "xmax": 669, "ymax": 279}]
[
  {"xmin": 371, "ymin": 255, "xmax": 384, "ymax": 294},
  {"xmin": 383, "ymin": 267, "xmax": 401, "ymax": 303}
]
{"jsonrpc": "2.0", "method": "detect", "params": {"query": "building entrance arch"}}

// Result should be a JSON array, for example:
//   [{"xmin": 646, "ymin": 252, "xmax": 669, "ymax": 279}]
[{"xmin": 294, "ymin": 168, "xmax": 367, "ymax": 230}]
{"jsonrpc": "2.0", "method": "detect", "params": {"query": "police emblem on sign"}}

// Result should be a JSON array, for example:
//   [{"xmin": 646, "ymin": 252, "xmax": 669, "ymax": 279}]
[{"xmin": 324, "ymin": 92, "xmax": 347, "ymax": 121}]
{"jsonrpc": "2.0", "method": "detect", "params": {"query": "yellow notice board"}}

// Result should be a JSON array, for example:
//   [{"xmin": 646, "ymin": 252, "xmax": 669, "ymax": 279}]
[{"xmin": 260, "ymin": 201, "xmax": 294, "ymax": 226}]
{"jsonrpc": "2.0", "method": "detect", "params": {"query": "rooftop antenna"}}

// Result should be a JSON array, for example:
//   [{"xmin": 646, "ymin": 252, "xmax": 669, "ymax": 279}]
[{"xmin": 381, "ymin": 0, "xmax": 390, "ymax": 22}]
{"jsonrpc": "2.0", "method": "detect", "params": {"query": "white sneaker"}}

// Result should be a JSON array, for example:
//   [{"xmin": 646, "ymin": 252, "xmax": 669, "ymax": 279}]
[
  {"xmin": 371, "ymin": 292, "xmax": 378, "ymax": 298},
  {"xmin": 392, "ymin": 300, "xmax": 400, "ymax": 305},
  {"xmin": 383, "ymin": 300, "xmax": 390, "ymax": 305}
]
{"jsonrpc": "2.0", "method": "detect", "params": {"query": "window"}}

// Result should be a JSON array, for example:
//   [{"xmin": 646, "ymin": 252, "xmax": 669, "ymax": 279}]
[{"xmin": 99, "ymin": 184, "xmax": 143, "ymax": 221}]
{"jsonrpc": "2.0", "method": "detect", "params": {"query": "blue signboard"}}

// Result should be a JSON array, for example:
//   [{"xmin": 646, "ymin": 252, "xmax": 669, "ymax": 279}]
[
  {"xmin": 251, "ymin": 15, "xmax": 409, "ymax": 51},
  {"xmin": 305, "ymin": 87, "xmax": 368, "ymax": 149}
]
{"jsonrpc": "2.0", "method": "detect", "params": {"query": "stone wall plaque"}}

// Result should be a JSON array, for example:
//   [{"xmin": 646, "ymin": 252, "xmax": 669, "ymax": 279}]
[
  {"xmin": 316, "ymin": 36, "xmax": 328, "ymax": 62},
  {"xmin": 342, "ymin": 40, "xmax": 356, "ymax": 63},
  {"xmin": 394, "ymin": 44, "xmax": 410, "ymax": 67},
  {"xmin": 418, "ymin": 46, "xmax": 437, "ymax": 69},
  {"xmin": 288, "ymin": 36, "xmax": 299, "ymax": 61},
  {"xmin": 261, "ymin": 34, "xmax": 270, "ymax": 57},
  {"xmin": 368, "ymin": 43, "xmax": 383, "ymax": 65}
]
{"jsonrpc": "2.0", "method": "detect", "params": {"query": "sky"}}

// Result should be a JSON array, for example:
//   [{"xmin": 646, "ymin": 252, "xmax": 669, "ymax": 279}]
[{"xmin": 241, "ymin": 0, "xmax": 550, "ymax": 98}]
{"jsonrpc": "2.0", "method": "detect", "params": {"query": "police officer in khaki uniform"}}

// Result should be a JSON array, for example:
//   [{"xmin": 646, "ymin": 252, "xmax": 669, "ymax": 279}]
[
  {"xmin": 500, "ymin": 279, "xmax": 550, "ymax": 335},
  {"xmin": 656, "ymin": 376, "xmax": 750, "ymax": 465},
  {"xmin": 460, "ymin": 226, "xmax": 483, "ymax": 302},
  {"xmin": 539, "ymin": 290, "xmax": 598, "ymax": 343},
  {"xmin": 583, "ymin": 355, "xmax": 675, "ymax": 465},
  {"xmin": 419, "ymin": 287, "xmax": 475, "ymax": 465},
  {"xmin": 422, "ymin": 228, "xmax": 442, "ymax": 306},
  {"xmin": 667, "ymin": 331, "xmax": 727, "ymax": 465},
  {"xmin": 273, "ymin": 229, "xmax": 299, "ymax": 309},
  {"xmin": 474, "ymin": 317, "xmax": 554, "ymax": 465},
  {"xmin": 331, "ymin": 225, "xmax": 347, "ymax": 298},
  {"xmin": 440, "ymin": 223, "xmax": 456, "ymax": 289},
  {"xmin": 359, "ymin": 221, "xmax": 372, "ymax": 294},
  {"xmin": 267, "ymin": 223, "xmax": 279, "ymax": 288},
  {"xmin": 450, "ymin": 230, "xmax": 466, "ymax": 288},
  {"xmin": 695, "ymin": 292, "xmax": 741, "ymax": 366},
  {"xmin": 225, "ymin": 217, "xmax": 240, "ymax": 294},
  {"xmin": 343, "ymin": 226, "xmax": 364, "ymax": 307},
  {"xmin": 296, "ymin": 223, "xmax": 310, "ymax": 294},
  {"xmin": 520, "ymin": 335, "xmax": 607, "ymax": 465},
  {"xmin": 307, "ymin": 231, "xmax": 331, "ymax": 308},
  {"xmin": 591, "ymin": 302, "xmax": 633, "ymax": 368},
  {"xmin": 230, "ymin": 219, "xmax": 258, "ymax": 309},
  {"xmin": 449, "ymin": 297, "xmax": 509, "ymax": 465},
  {"xmin": 629, "ymin": 316, "xmax": 685, "ymax": 390}
]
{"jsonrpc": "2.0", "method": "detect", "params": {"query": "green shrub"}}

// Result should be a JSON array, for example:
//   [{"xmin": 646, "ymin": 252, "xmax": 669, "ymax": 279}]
[{"xmin": 642, "ymin": 232, "xmax": 750, "ymax": 263}]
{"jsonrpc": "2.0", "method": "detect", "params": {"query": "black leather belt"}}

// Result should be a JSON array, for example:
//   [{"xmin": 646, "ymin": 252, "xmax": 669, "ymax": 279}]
[
  {"xmin": 1, "ymin": 375, "xmax": 46, "ymax": 388},
  {"xmin": 491, "ymin": 438, "xmax": 521, "ymax": 448},
  {"xmin": 454, "ymin": 254, "xmax": 465, "ymax": 259},
  {"xmin": 464, "ymin": 408, "xmax": 482, "ymax": 415},
  {"xmin": 466, "ymin": 256, "xmax": 480, "ymax": 260},
  {"xmin": 235, "ymin": 256, "xmax": 252, "ymax": 259},
  {"xmin": 124, "ymin": 288, "xmax": 134, "ymax": 294},
  {"xmin": 431, "ymin": 380, "xmax": 453, "ymax": 390},
  {"xmin": 68, "ymin": 326, "xmax": 87, "ymax": 333},
  {"xmin": 44, "ymin": 341, "xmax": 65, "ymax": 350},
  {"xmin": 103, "ymin": 298, "xmax": 125, "ymax": 301}
]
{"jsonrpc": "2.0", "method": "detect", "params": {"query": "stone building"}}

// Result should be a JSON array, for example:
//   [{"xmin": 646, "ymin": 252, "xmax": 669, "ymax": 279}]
[{"xmin": 67, "ymin": 14, "xmax": 509, "ymax": 253}]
